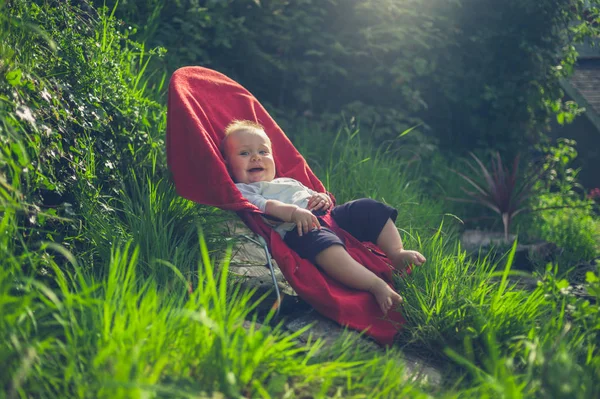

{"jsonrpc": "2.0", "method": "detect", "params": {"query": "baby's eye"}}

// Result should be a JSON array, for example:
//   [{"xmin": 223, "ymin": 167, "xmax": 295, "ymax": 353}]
[
  {"xmin": 259, "ymin": 150, "xmax": 269, "ymax": 155},
  {"xmin": 239, "ymin": 151, "xmax": 249, "ymax": 156}
]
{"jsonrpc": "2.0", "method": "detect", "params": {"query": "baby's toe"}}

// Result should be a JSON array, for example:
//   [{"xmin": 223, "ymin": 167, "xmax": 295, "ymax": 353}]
[
  {"xmin": 382, "ymin": 298, "xmax": 393, "ymax": 314},
  {"xmin": 379, "ymin": 303, "xmax": 388, "ymax": 315}
]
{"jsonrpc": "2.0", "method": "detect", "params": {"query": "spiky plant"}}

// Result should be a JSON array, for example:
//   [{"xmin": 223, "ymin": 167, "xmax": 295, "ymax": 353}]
[{"xmin": 450, "ymin": 152, "xmax": 545, "ymax": 240}]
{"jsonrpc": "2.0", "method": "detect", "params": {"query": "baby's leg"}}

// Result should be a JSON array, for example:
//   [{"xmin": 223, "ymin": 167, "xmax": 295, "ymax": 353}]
[
  {"xmin": 376, "ymin": 219, "xmax": 426, "ymax": 272},
  {"xmin": 315, "ymin": 245, "xmax": 403, "ymax": 314},
  {"xmin": 329, "ymin": 199, "xmax": 426, "ymax": 272}
]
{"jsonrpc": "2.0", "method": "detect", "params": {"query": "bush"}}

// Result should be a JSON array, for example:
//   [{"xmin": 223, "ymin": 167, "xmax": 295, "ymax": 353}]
[
  {"xmin": 527, "ymin": 194, "xmax": 600, "ymax": 266},
  {"xmin": 94, "ymin": 0, "xmax": 451, "ymax": 144},
  {"xmin": 99, "ymin": 0, "xmax": 600, "ymax": 154},
  {"xmin": 520, "ymin": 138, "xmax": 600, "ymax": 268},
  {"xmin": 424, "ymin": 0, "xmax": 597, "ymax": 154},
  {"xmin": 1, "ymin": 0, "xmax": 165, "ymax": 248}
]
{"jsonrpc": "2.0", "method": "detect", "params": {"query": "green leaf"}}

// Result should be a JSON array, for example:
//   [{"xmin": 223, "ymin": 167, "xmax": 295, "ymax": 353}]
[
  {"xmin": 266, "ymin": 373, "xmax": 288, "ymax": 396},
  {"xmin": 397, "ymin": 123, "xmax": 422, "ymax": 138},
  {"xmin": 6, "ymin": 69, "xmax": 22, "ymax": 87},
  {"xmin": 585, "ymin": 271, "xmax": 598, "ymax": 284},
  {"xmin": 10, "ymin": 141, "xmax": 29, "ymax": 167},
  {"xmin": 556, "ymin": 279, "xmax": 569, "ymax": 290}
]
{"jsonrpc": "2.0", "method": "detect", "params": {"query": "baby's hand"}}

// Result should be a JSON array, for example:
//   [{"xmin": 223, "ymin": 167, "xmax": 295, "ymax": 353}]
[
  {"xmin": 307, "ymin": 193, "xmax": 332, "ymax": 211},
  {"xmin": 291, "ymin": 208, "xmax": 320, "ymax": 236}
]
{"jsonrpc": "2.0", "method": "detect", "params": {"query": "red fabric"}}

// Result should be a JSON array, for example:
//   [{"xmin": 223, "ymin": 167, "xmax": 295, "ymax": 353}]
[{"xmin": 166, "ymin": 66, "xmax": 404, "ymax": 345}]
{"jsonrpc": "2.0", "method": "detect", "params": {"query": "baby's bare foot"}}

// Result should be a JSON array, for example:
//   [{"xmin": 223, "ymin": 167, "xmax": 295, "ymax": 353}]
[
  {"xmin": 389, "ymin": 249, "xmax": 426, "ymax": 272},
  {"xmin": 368, "ymin": 279, "xmax": 403, "ymax": 315}
]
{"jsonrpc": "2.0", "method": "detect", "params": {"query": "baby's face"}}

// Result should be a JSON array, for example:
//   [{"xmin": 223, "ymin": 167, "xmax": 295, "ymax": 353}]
[{"xmin": 224, "ymin": 128, "xmax": 276, "ymax": 184}]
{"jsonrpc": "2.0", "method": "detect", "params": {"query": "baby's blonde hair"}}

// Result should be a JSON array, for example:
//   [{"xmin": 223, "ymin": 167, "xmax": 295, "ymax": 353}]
[
  {"xmin": 221, "ymin": 120, "xmax": 268, "ymax": 158},
  {"xmin": 224, "ymin": 120, "xmax": 265, "ymax": 136}
]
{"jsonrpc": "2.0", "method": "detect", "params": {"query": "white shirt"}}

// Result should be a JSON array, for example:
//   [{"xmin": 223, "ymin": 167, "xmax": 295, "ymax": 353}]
[{"xmin": 236, "ymin": 177, "xmax": 317, "ymax": 237}]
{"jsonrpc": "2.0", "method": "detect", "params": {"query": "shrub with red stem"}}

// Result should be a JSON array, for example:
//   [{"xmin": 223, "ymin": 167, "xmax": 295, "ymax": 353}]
[{"xmin": 449, "ymin": 152, "xmax": 547, "ymax": 240}]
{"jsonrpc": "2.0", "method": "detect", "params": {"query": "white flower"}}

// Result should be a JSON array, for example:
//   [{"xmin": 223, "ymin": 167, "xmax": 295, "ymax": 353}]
[
  {"xmin": 40, "ymin": 89, "xmax": 52, "ymax": 103},
  {"xmin": 16, "ymin": 106, "xmax": 36, "ymax": 125}
]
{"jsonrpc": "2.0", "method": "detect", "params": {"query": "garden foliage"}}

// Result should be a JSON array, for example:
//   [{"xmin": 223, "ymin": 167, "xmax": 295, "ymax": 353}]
[
  {"xmin": 525, "ymin": 139, "xmax": 600, "ymax": 266},
  {"xmin": 1, "ymin": 0, "xmax": 599, "ymax": 397},
  {"xmin": 99, "ymin": 0, "xmax": 600, "ymax": 154},
  {"xmin": 1, "ymin": 0, "xmax": 165, "ymax": 248}
]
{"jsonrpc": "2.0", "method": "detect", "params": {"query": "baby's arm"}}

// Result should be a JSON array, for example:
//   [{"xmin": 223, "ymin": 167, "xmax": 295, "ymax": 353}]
[
  {"xmin": 265, "ymin": 200, "xmax": 320, "ymax": 236},
  {"xmin": 236, "ymin": 182, "xmax": 321, "ymax": 235}
]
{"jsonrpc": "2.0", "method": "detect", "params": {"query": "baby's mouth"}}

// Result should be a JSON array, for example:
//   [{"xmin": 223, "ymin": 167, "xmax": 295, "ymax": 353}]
[{"xmin": 248, "ymin": 167, "xmax": 264, "ymax": 173}]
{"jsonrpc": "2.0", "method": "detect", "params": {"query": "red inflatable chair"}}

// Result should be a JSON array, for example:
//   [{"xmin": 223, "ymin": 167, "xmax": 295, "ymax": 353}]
[{"xmin": 166, "ymin": 66, "xmax": 405, "ymax": 345}]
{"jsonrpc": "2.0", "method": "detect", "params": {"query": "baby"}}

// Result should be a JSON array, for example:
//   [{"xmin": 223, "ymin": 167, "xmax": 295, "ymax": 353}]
[{"xmin": 221, "ymin": 120, "xmax": 426, "ymax": 314}]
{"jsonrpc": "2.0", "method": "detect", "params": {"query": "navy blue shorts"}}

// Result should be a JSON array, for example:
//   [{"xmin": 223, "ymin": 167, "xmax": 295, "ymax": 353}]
[{"xmin": 283, "ymin": 198, "xmax": 398, "ymax": 264}]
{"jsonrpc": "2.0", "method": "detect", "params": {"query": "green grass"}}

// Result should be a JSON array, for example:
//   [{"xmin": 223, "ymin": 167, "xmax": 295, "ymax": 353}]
[
  {"xmin": 290, "ymin": 124, "xmax": 600, "ymax": 396},
  {"xmin": 2, "ymin": 222, "xmax": 435, "ymax": 397},
  {"xmin": 2, "ymin": 1, "xmax": 600, "ymax": 398},
  {"xmin": 292, "ymin": 126, "xmax": 461, "ymax": 241},
  {"xmin": 3, "ymin": 136, "xmax": 600, "ymax": 397}
]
